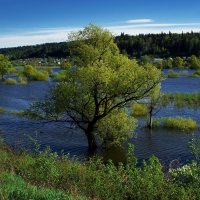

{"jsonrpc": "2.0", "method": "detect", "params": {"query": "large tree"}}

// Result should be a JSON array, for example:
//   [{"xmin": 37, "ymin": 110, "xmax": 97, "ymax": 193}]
[
  {"xmin": 28, "ymin": 25, "xmax": 162, "ymax": 152},
  {"xmin": 0, "ymin": 54, "xmax": 13, "ymax": 81}
]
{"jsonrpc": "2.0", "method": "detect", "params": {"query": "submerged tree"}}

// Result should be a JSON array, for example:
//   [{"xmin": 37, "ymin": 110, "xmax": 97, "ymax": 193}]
[
  {"xmin": 0, "ymin": 54, "xmax": 13, "ymax": 81},
  {"xmin": 146, "ymin": 85, "xmax": 162, "ymax": 129},
  {"xmin": 28, "ymin": 24, "xmax": 162, "ymax": 152}
]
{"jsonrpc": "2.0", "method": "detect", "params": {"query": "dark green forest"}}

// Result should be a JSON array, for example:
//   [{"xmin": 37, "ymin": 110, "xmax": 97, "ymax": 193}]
[{"xmin": 0, "ymin": 32, "xmax": 200, "ymax": 60}]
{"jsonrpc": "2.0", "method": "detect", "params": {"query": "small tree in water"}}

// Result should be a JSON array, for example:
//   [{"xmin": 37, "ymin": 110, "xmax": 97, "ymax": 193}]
[
  {"xmin": 28, "ymin": 25, "xmax": 162, "ymax": 152},
  {"xmin": 0, "ymin": 54, "xmax": 13, "ymax": 81},
  {"xmin": 146, "ymin": 84, "xmax": 162, "ymax": 129}
]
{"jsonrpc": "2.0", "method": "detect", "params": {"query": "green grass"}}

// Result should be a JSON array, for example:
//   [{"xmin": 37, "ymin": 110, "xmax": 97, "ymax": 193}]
[
  {"xmin": 153, "ymin": 117, "xmax": 197, "ymax": 132},
  {"xmin": 131, "ymin": 103, "xmax": 148, "ymax": 117},
  {"xmin": 4, "ymin": 78, "xmax": 17, "ymax": 85},
  {"xmin": 0, "ymin": 173, "xmax": 85, "ymax": 200}
]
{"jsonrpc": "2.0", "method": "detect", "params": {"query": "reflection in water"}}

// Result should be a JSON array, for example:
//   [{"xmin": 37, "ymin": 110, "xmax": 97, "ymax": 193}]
[{"xmin": 0, "ymin": 74, "xmax": 200, "ymax": 166}]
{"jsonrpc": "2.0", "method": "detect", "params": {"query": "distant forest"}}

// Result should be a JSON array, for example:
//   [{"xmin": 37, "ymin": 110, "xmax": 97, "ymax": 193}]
[{"xmin": 0, "ymin": 32, "xmax": 200, "ymax": 60}]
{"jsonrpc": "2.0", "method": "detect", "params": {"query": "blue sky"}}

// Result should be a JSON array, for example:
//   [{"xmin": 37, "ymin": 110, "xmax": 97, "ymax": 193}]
[{"xmin": 0, "ymin": 0, "xmax": 200, "ymax": 47}]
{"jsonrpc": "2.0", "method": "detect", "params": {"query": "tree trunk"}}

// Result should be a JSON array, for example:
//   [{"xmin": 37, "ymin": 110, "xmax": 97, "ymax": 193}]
[
  {"xmin": 1, "ymin": 73, "xmax": 4, "ymax": 81},
  {"xmin": 148, "ymin": 109, "xmax": 153, "ymax": 129},
  {"xmin": 86, "ymin": 131, "xmax": 97, "ymax": 153}
]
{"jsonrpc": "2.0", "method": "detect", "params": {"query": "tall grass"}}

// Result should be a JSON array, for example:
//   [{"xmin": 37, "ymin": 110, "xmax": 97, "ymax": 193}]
[
  {"xmin": 162, "ymin": 93, "xmax": 200, "ymax": 109},
  {"xmin": 0, "ymin": 173, "xmax": 85, "ymax": 200},
  {"xmin": 4, "ymin": 78, "xmax": 17, "ymax": 85},
  {"xmin": 153, "ymin": 117, "xmax": 197, "ymax": 132}
]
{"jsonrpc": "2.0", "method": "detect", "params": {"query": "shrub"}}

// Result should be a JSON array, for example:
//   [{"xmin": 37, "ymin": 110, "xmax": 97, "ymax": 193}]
[
  {"xmin": 18, "ymin": 76, "xmax": 28, "ymax": 84},
  {"xmin": 21, "ymin": 65, "xmax": 49, "ymax": 81},
  {"xmin": 132, "ymin": 103, "xmax": 148, "ymax": 117},
  {"xmin": 169, "ymin": 162, "xmax": 199, "ymax": 185},
  {"xmin": 50, "ymin": 71, "xmax": 67, "ymax": 82},
  {"xmin": 167, "ymin": 70, "xmax": 180, "ymax": 78},
  {"xmin": 4, "ymin": 78, "xmax": 17, "ymax": 85},
  {"xmin": 31, "ymin": 71, "xmax": 49, "ymax": 81}
]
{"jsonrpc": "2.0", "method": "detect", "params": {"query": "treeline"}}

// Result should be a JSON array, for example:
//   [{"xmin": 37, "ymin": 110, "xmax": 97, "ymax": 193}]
[
  {"xmin": 116, "ymin": 32, "xmax": 200, "ymax": 58},
  {"xmin": 0, "ymin": 42, "xmax": 71, "ymax": 60},
  {"xmin": 0, "ymin": 32, "xmax": 200, "ymax": 60}
]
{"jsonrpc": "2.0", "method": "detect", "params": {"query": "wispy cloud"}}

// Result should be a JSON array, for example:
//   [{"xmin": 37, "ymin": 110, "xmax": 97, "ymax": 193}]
[
  {"xmin": 126, "ymin": 19, "xmax": 153, "ymax": 23},
  {"xmin": 0, "ymin": 22, "xmax": 200, "ymax": 48}
]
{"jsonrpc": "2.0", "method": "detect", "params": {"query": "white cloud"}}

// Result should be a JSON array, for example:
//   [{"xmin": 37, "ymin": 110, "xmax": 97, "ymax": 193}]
[
  {"xmin": 106, "ymin": 23, "xmax": 200, "ymax": 35},
  {"xmin": 126, "ymin": 19, "xmax": 153, "ymax": 23},
  {"xmin": 0, "ymin": 27, "xmax": 80, "ymax": 48},
  {"xmin": 0, "ymin": 22, "xmax": 200, "ymax": 48}
]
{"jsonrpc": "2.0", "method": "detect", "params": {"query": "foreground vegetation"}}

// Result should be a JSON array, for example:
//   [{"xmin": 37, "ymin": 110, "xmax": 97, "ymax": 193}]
[{"xmin": 1, "ymin": 141, "xmax": 200, "ymax": 200}]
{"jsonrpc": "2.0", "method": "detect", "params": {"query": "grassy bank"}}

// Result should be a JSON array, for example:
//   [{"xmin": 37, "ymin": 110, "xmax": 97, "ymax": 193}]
[{"xmin": 1, "ymin": 142, "xmax": 200, "ymax": 199}]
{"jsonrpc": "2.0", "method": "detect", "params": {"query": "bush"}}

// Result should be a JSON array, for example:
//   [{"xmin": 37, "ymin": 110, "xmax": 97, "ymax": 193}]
[
  {"xmin": 18, "ymin": 76, "xmax": 28, "ymax": 84},
  {"xmin": 167, "ymin": 70, "xmax": 180, "ymax": 78},
  {"xmin": 4, "ymin": 78, "xmax": 17, "ymax": 85},
  {"xmin": 153, "ymin": 117, "xmax": 197, "ymax": 132},
  {"xmin": 132, "ymin": 103, "xmax": 148, "ymax": 117},
  {"xmin": 31, "ymin": 71, "xmax": 49, "ymax": 81},
  {"xmin": 50, "ymin": 71, "xmax": 67, "ymax": 82},
  {"xmin": 169, "ymin": 162, "xmax": 199, "ymax": 185},
  {"xmin": 21, "ymin": 65, "xmax": 49, "ymax": 81}
]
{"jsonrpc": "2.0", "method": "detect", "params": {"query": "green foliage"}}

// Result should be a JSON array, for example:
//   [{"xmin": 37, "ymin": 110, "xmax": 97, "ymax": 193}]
[
  {"xmin": 188, "ymin": 55, "xmax": 200, "ymax": 69},
  {"xmin": 31, "ymin": 70, "xmax": 49, "ymax": 81},
  {"xmin": 140, "ymin": 55, "xmax": 152, "ymax": 65},
  {"xmin": 4, "ymin": 78, "xmax": 17, "ymax": 85},
  {"xmin": 0, "ymin": 54, "xmax": 13, "ymax": 80},
  {"xmin": 97, "ymin": 110, "xmax": 136, "ymax": 146},
  {"xmin": 190, "ymin": 69, "xmax": 200, "ymax": 77},
  {"xmin": 0, "ymin": 173, "xmax": 83, "ymax": 200},
  {"xmin": 169, "ymin": 162, "xmax": 200, "ymax": 185},
  {"xmin": 60, "ymin": 60, "xmax": 71, "ymax": 70},
  {"xmin": 167, "ymin": 70, "xmax": 180, "ymax": 78},
  {"xmin": 189, "ymin": 136, "xmax": 200, "ymax": 164},
  {"xmin": 28, "ymin": 24, "xmax": 162, "ymax": 150},
  {"xmin": 116, "ymin": 32, "xmax": 200, "ymax": 58},
  {"xmin": 1, "ymin": 143, "xmax": 200, "ymax": 199},
  {"xmin": 162, "ymin": 58, "xmax": 173, "ymax": 68},
  {"xmin": 153, "ymin": 117, "xmax": 197, "ymax": 132},
  {"xmin": 22, "ymin": 64, "xmax": 49, "ymax": 81},
  {"xmin": 18, "ymin": 76, "xmax": 28, "ymax": 84},
  {"xmin": 50, "ymin": 71, "xmax": 67, "ymax": 82},
  {"xmin": 162, "ymin": 93, "xmax": 200, "ymax": 109},
  {"xmin": 131, "ymin": 103, "xmax": 148, "ymax": 117},
  {"xmin": 173, "ymin": 57, "xmax": 184, "ymax": 68}
]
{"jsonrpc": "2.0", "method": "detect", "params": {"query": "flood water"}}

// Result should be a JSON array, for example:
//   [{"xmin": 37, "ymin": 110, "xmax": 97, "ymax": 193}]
[{"xmin": 0, "ymin": 70, "xmax": 200, "ymax": 167}]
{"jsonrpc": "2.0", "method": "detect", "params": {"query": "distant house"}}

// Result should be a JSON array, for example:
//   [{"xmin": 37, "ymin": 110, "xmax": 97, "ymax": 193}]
[{"xmin": 153, "ymin": 58, "xmax": 163, "ymax": 63}]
